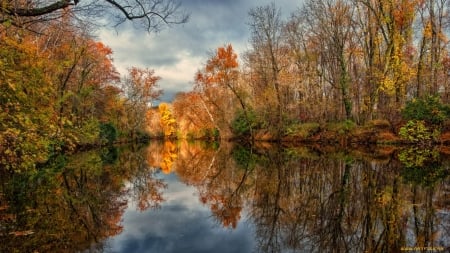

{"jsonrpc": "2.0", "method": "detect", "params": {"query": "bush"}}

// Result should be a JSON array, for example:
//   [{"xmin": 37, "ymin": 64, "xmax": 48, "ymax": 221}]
[
  {"xmin": 327, "ymin": 120, "xmax": 356, "ymax": 135},
  {"xmin": 402, "ymin": 95, "xmax": 450, "ymax": 125},
  {"xmin": 99, "ymin": 122, "xmax": 118, "ymax": 144},
  {"xmin": 231, "ymin": 109, "xmax": 259, "ymax": 136},
  {"xmin": 399, "ymin": 120, "xmax": 439, "ymax": 143}
]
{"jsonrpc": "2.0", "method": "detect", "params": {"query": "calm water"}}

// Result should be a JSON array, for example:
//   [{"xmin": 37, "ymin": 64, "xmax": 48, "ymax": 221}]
[{"xmin": 0, "ymin": 141, "xmax": 449, "ymax": 252}]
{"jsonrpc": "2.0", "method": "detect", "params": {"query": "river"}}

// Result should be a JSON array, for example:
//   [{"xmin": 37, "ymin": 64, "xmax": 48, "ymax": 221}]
[{"xmin": 0, "ymin": 141, "xmax": 449, "ymax": 252}]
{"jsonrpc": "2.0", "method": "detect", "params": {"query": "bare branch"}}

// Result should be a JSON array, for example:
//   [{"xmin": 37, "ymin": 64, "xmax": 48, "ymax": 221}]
[
  {"xmin": 0, "ymin": 0, "xmax": 189, "ymax": 32},
  {"xmin": 4, "ymin": 1, "xmax": 73, "ymax": 17}
]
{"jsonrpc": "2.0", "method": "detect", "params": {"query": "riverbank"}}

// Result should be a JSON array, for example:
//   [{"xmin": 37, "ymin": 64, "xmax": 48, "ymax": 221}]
[{"xmin": 248, "ymin": 119, "xmax": 450, "ymax": 145}]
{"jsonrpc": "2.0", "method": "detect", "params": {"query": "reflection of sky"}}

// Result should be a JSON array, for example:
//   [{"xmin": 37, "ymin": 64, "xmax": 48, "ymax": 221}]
[{"xmin": 104, "ymin": 172, "xmax": 255, "ymax": 253}]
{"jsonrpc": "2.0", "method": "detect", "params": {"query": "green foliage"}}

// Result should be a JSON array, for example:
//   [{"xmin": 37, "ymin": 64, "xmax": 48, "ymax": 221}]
[
  {"xmin": 201, "ymin": 128, "xmax": 220, "ymax": 140},
  {"xmin": 0, "ymin": 34, "xmax": 55, "ymax": 172},
  {"xmin": 341, "ymin": 119, "xmax": 356, "ymax": 132},
  {"xmin": 231, "ymin": 109, "xmax": 259, "ymax": 136},
  {"xmin": 100, "ymin": 147, "xmax": 118, "ymax": 165},
  {"xmin": 401, "ymin": 96, "xmax": 450, "ymax": 125},
  {"xmin": 232, "ymin": 145, "xmax": 258, "ymax": 169},
  {"xmin": 399, "ymin": 120, "xmax": 439, "ymax": 143},
  {"xmin": 399, "ymin": 147, "xmax": 448, "ymax": 187},
  {"xmin": 135, "ymin": 130, "xmax": 151, "ymax": 143},
  {"xmin": 76, "ymin": 118, "xmax": 100, "ymax": 145},
  {"xmin": 100, "ymin": 122, "xmax": 118, "ymax": 144},
  {"xmin": 327, "ymin": 120, "xmax": 356, "ymax": 135},
  {"xmin": 398, "ymin": 147, "xmax": 439, "ymax": 168}
]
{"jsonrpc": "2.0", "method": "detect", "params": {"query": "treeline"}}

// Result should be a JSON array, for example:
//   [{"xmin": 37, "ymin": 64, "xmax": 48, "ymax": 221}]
[
  {"xmin": 0, "ymin": 10, "xmax": 167, "ymax": 171},
  {"xmin": 163, "ymin": 1, "xmax": 450, "ymax": 140}
]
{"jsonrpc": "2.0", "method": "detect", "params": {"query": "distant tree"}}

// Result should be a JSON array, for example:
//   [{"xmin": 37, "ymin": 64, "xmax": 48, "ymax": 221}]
[
  {"xmin": 122, "ymin": 67, "xmax": 162, "ymax": 138},
  {"xmin": 158, "ymin": 103, "xmax": 177, "ymax": 138}
]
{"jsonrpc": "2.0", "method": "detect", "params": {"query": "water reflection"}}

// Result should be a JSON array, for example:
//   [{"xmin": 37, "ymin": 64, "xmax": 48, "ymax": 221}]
[
  {"xmin": 0, "ymin": 142, "xmax": 448, "ymax": 252},
  {"xmin": 0, "ymin": 145, "xmax": 164, "ymax": 252}
]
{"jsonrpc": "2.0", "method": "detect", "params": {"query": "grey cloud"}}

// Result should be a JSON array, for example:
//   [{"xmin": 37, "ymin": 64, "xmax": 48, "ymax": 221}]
[
  {"xmin": 100, "ymin": 0, "xmax": 302, "ymax": 101},
  {"xmin": 108, "ymin": 205, "xmax": 255, "ymax": 253},
  {"xmin": 105, "ymin": 173, "xmax": 256, "ymax": 253}
]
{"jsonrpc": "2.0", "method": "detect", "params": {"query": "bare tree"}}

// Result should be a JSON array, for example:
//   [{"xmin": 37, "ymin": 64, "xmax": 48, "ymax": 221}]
[
  {"xmin": 302, "ymin": 0, "xmax": 355, "ymax": 120},
  {"xmin": 0, "ymin": 0, "xmax": 189, "ymax": 32},
  {"xmin": 247, "ymin": 3, "xmax": 285, "ymax": 136}
]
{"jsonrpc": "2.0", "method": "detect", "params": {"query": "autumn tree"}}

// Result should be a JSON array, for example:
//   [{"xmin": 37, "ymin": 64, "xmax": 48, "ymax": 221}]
[
  {"xmin": 282, "ymin": 12, "xmax": 326, "ymax": 122},
  {"xmin": 246, "ymin": 3, "xmax": 286, "ymax": 136},
  {"xmin": 193, "ymin": 58, "xmax": 235, "ymax": 138},
  {"xmin": 158, "ymin": 102, "xmax": 177, "ymax": 138},
  {"xmin": 121, "ymin": 67, "xmax": 162, "ymax": 139},
  {"xmin": 0, "ymin": 30, "xmax": 56, "ymax": 171},
  {"xmin": 416, "ymin": 0, "xmax": 449, "ymax": 97},
  {"xmin": 195, "ymin": 44, "xmax": 252, "ymax": 139},
  {"xmin": 302, "ymin": 0, "xmax": 355, "ymax": 120},
  {"xmin": 352, "ymin": 0, "xmax": 416, "ymax": 120},
  {"xmin": 196, "ymin": 45, "xmax": 244, "ymax": 108},
  {"xmin": 172, "ymin": 91, "xmax": 216, "ymax": 139},
  {"xmin": 42, "ymin": 23, "xmax": 121, "ymax": 147}
]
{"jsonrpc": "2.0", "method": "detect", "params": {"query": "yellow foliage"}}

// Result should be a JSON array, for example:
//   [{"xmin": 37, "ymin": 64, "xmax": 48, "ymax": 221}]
[
  {"xmin": 158, "ymin": 103, "xmax": 177, "ymax": 138},
  {"xmin": 160, "ymin": 141, "xmax": 177, "ymax": 174}
]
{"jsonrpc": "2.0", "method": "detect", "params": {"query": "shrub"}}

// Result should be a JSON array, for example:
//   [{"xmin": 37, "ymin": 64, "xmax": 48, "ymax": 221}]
[
  {"xmin": 231, "ymin": 109, "xmax": 259, "ymax": 136},
  {"xmin": 327, "ymin": 120, "xmax": 356, "ymax": 135},
  {"xmin": 399, "ymin": 120, "xmax": 439, "ymax": 143},
  {"xmin": 402, "ymin": 95, "xmax": 450, "ymax": 125},
  {"xmin": 99, "ymin": 122, "xmax": 118, "ymax": 145}
]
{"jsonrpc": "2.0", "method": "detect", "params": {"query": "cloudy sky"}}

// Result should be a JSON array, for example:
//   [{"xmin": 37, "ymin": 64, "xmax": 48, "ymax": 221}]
[
  {"xmin": 98, "ymin": 0, "xmax": 301, "ymax": 102},
  {"xmin": 106, "ymin": 172, "xmax": 256, "ymax": 253}
]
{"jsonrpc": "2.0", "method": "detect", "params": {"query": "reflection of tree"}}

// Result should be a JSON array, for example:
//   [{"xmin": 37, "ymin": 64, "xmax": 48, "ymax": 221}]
[
  {"xmin": 0, "ymin": 145, "xmax": 165, "ymax": 252},
  {"xmin": 399, "ymin": 147, "xmax": 448, "ymax": 187},
  {"xmin": 160, "ymin": 141, "xmax": 178, "ymax": 174},
  {"xmin": 398, "ymin": 147, "xmax": 450, "ymax": 250},
  {"xmin": 171, "ymin": 143, "xmax": 449, "ymax": 252},
  {"xmin": 0, "ymin": 151, "xmax": 126, "ymax": 251},
  {"xmin": 175, "ymin": 141, "xmax": 249, "ymax": 229},
  {"xmin": 120, "ymin": 145, "xmax": 166, "ymax": 212}
]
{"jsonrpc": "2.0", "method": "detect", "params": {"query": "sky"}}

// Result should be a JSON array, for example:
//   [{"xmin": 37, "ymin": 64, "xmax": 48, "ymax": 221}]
[
  {"xmin": 98, "ymin": 0, "xmax": 301, "ymax": 102},
  {"xmin": 106, "ymin": 172, "xmax": 256, "ymax": 253}
]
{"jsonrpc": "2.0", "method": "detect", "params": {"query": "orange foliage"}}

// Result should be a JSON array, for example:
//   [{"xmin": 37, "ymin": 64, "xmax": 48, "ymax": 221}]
[
  {"xmin": 195, "ymin": 44, "xmax": 239, "ymax": 88},
  {"xmin": 126, "ymin": 67, "xmax": 162, "ymax": 101}
]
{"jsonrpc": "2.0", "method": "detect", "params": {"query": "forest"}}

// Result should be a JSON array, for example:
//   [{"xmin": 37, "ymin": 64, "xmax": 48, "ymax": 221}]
[
  {"xmin": 158, "ymin": 0, "xmax": 450, "ymax": 143},
  {"xmin": 3, "ymin": 0, "xmax": 450, "ymax": 173},
  {"xmin": 0, "ymin": 0, "xmax": 187, "ymax": 172}
]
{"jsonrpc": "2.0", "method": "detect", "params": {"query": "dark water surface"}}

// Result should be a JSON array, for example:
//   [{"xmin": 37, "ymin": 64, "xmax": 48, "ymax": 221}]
[{"xmin": 0, "ymin": 141, "xmax": 449, "ymax": 252}]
